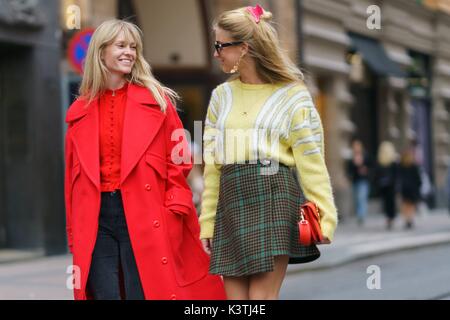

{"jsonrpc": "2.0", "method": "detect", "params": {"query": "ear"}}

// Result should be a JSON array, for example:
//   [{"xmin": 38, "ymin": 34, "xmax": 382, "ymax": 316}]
[{"xmin": 241, "ymin": 42, "xmax": 249, "ymax": 56}]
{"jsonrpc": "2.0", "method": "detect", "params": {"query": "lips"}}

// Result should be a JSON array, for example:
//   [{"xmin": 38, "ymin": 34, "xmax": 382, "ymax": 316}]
[{"xmin": 119, "ymin": 58, "xmax": 133, "ymax": 64}]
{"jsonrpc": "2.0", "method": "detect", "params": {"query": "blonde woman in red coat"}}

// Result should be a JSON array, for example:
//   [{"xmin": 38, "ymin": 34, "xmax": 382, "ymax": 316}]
[{"xmin": 64, "ymin": 19, "xmax": 226, "ymax": 300}]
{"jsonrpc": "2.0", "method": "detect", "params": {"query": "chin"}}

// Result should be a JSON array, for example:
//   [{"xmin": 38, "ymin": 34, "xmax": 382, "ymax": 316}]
[{"xmin": 116, "ymin": 67, "xmax": 133, "ymax": 75}]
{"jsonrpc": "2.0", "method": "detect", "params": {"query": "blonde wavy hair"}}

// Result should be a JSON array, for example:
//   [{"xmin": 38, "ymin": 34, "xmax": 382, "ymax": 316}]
[
  {"xmin": 378, "ymin": 141, "xmax": 397, "ymax": 167},
  {"xmin": 214, "ymin": 6, "xmax": 304, "ymax": 84},
  {"xmin": 79, "ymin": 19, "xmax": 178, "ymax": 112}
]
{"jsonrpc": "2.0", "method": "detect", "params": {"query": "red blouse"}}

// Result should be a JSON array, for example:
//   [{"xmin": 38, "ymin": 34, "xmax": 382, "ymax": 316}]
[{"xmin": 99, "ymin": 83, "xmax": 128, "ymax": 192}]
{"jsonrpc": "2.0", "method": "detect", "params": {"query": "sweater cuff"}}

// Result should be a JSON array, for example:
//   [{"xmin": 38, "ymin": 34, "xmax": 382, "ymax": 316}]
[
  {"xmin": 199, "ymin": 220, "xmax": 215, "ymax": 239},
  {"xmin": 321, "ymin": 220, "xmax": 337, "ymax": 242}
]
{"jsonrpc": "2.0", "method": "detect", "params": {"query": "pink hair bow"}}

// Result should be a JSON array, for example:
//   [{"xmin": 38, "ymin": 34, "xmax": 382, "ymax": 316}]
[{"xmin": 246, "ymin": 4, "xmax": 264, "ymax": 23}]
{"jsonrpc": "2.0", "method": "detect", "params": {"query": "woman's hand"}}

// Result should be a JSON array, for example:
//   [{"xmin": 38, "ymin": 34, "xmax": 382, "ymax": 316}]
[
  {"xmin": 318, "ymin": 237, "xmax": 331, "ymax": 245},
  {"xmin": 201, "ymin": 238, "xmax": 213, "ymax": 255}
]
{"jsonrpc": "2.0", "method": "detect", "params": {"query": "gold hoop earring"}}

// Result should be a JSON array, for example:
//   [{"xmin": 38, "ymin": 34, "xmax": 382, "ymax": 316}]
[{"xmin": 229, "ymin": 53, "xmax": 245, "ymax": 74}]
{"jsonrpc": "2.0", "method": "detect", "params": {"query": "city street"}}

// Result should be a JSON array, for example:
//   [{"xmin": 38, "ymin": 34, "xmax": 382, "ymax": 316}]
[
  {"xmin": 0, "ymin": 255, "xmax": 73, "ymax": 300},
  {"xmin": 280, "ymin": 244, "xmax": 450, "ymax": 300},
  {"xmin": 0, "ymin": 243, "xmax": 449, "ymax": 300},
  {"xmin": 1, "ymin": 0, "xmax": 450, "ymax": 305}
]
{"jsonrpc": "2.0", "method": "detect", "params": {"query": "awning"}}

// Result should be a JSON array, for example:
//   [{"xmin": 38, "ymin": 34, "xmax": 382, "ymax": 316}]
[{"xmin": 349, "ymin": 32, "xmax": 407, "ymax": 78}]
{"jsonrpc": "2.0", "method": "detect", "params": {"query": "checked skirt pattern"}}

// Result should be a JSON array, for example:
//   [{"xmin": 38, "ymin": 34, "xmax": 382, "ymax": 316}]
[{"xmin": 209, "ymin": 161, "xmax": 320, "ymax": 277}]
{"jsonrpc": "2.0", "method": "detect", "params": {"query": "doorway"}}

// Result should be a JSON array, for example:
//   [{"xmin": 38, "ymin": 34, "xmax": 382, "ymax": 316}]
[{"xmin": 0, "ymin": 42, "xmax": 37, "ymax": 249}]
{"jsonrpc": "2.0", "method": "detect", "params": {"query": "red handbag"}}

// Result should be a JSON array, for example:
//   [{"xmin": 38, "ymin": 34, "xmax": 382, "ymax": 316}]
[{"xmin": 298, "ymin": 201, "xmax": 324, "ymax": 246}]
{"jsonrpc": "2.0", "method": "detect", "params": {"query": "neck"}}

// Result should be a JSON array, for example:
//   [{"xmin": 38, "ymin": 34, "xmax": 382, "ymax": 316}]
[
  {"xmin": 239, "ymin": 59, "xmax": 266, "ymax": 84},
  {"xmin": 106, "ymin": 73, "xmax": 126, "ymax": 91}
]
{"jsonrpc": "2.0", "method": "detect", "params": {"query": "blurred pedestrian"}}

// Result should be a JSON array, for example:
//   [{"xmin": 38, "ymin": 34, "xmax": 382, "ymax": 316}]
[
  {"xmin": 447, "ymin": 163, "xmax": 450, "ymax": 214},
  {"xmin": 411, "ymin": 138, "xmax": 433, "ymax": 214},
  {"xmin": 398, "ymin": 148, "xmax": 422, "ymax": 229},
  {"xmin": 346, "ymin": 138, "xmax": 372, "ymax": 226},
  {"xmin": 375, "ymin": 141, "xmax": 398, "ymax": 230},
  {"xmin": 64, "ymin": 19, "xmax": 225, "ymax": 300},
  {"xmin": 199, "ymin": 5, "xmax": 337, "ymax": 300}
]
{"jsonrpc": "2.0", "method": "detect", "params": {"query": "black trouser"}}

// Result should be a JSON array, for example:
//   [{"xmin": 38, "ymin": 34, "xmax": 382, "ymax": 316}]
[
  {"xmin": 87, "ymin": 190, "xmax": 144, "ymax": 300},
  {"xmin": 380, "ymin": 187, "xmax": 396, "ymax": 219}
]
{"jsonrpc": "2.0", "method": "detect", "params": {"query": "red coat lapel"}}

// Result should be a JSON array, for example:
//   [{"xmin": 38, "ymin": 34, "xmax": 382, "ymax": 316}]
[
  {"xmin": 66, "ymin": 83, "xmax": 166, "ymax": 190},
  {"xmin": 120, "ymin": 84, "xmax": 166, "ymax": 184},
  {"xmin": 66, "ymin": 98, "xmax": 100, "ymax": 190}
]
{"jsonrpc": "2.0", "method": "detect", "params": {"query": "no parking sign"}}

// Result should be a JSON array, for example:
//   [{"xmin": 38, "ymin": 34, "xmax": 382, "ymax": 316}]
[{"xmin": 67, "ymin": 28, "xmax": 94, "ymax": 75}]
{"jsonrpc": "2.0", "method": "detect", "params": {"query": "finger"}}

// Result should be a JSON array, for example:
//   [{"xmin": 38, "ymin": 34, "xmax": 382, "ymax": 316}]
[
  {"xmin": 208, "ymin": 239, "xmax": 213, "ymax": 250},
  {"xmin": 202, "ymin": 240, "xmax": 211, "ymax": 255}
]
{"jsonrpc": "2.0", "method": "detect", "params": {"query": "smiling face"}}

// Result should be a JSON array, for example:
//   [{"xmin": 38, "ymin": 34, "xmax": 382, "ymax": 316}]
[
  {"xmin": 214, "ymin": 27, "xmax": 245, "ymax": 73},
  {"xmin": 102, "ymin": 31, "xmax": 137, "ymax": 76}
]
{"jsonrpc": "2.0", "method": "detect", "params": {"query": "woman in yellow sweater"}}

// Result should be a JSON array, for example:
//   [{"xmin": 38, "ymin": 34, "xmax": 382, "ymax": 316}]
[{"xmin": 200, "ymin": 4, "xmax": 338, "ymax": 300}]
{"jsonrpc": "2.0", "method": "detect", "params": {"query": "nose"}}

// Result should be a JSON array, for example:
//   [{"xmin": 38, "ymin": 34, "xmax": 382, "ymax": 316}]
[
  {"xmin": 123, "ymin": 45, "xmax": 135, "ymax": 57},
  {"xmin": 213, "ymin": 50, "xmax": 220, "ymax": 59}
]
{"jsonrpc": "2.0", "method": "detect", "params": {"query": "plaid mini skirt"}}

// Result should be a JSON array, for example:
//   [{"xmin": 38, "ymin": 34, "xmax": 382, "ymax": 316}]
[{"xmin": 209, "ymin": 160, "xmax": 320, "ymax": 277}]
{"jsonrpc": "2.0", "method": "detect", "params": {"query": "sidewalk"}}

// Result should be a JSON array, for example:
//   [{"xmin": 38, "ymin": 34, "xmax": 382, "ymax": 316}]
[
  {"xmin": 0, "ymin": 209, "xmax": 449, "ymax": 299},
  {"xmin": 287, "ymin": 208, "xmax": 450, "ymax": 274}
]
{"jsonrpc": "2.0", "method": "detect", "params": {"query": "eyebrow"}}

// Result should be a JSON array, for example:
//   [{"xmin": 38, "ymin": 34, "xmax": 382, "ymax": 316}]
[{"xmin": 115, "ymin": 40, "xmax": 137, "ymax": 46}]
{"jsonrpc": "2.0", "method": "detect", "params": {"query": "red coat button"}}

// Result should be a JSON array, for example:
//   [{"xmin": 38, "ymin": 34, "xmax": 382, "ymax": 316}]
[
  {"xmin": 153, "ymin": 220, "xmax": 160, "ymax": 228},
  {"xmin": 145, "ymin": 184, "xmax": 151, "ymax": 191},
  {"xmin": 161, "ymin": 257, "xmax": 168, "ymax": 264},
  {"xmin": 168, "ymin": 195, "xmax": 174, "ymax": 200},
  {"xmin": 170, "ymin": 294, "xmax": 177, "ymax": 300}
]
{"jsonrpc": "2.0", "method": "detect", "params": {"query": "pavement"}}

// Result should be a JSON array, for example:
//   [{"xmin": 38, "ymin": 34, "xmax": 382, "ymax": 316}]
[
  {"xmin": 0, "ymin": 206, "xmax": 449, "ymax": 299},
  {"xmin": 287, "ymin": 207, "xmax": 450, "ymax": 274}
]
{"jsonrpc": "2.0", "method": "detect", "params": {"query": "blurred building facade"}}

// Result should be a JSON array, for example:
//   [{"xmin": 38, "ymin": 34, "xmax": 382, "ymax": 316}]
[
  {"xmin": 74, "ymin": 0, "xmax": 446, "ymax": 217},
  {"xmin": 0, "ymin": 0, "xmax": 65, "ymax": 254},
  {"xmin": 298, "ymin": 0, "xmax": 450, "ymax": 215},
  {"xmin": 2, "ymin": 0, "xmax": 447, "ymax": 254}
]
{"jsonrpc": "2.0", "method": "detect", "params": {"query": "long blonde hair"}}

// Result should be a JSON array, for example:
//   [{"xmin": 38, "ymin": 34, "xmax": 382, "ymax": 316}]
[
  {"xmin": 378, "ymin": 141, "xmax": 397, "ymax": 167},
  {"xmin": 214, "ymin": 6, "xmax": 304, "ymax": 84},
  {"xmin": 79, "ymin": 19, "xmax": 178, "ymax": 112}
]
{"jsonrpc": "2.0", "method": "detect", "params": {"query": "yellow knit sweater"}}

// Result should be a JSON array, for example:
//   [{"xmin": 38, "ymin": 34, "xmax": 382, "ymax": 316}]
[{"xmin": 199, "ymin": 79, "xmax": 338, "ymax": 241}]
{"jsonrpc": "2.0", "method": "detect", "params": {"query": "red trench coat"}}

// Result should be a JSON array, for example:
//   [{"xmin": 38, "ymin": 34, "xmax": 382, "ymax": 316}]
[{"xmin": 64, "ymin": 83, "xmax": 226, "ymax": 300}]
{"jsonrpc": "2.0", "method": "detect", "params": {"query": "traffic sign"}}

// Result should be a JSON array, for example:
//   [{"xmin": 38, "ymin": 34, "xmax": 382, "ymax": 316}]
[{"xmin": 67, "ymin": 28, "xmax": 94, "ymax": 75}]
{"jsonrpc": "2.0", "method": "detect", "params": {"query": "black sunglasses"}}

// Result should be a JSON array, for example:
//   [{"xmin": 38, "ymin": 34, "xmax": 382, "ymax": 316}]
[{"xmin": 214, "ymin": 41, "xmax": 243, "ymax": 54}]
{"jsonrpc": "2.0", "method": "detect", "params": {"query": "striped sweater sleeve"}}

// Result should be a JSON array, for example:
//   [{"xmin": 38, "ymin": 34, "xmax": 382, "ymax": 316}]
[
  {"xmin": 199, "ymin": 88, "xmax": 222, "ymax": 239},
  {"xmin": 288, "ymin": 90, "xmax": 338, "ymax": 241}
]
